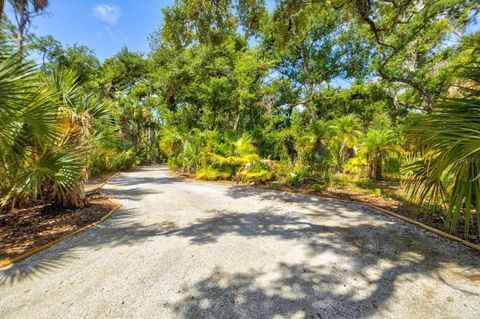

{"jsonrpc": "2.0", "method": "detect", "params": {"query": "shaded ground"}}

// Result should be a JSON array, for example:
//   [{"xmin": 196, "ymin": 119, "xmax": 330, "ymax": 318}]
[
  {"xmin": 325, "ymin": 178, "xmax": 479, "ymax": 244},
  {"xmin": 1, "ymin": 165, "xmax": 479, "ymax": 318},
  {"xmin": 0, "ymin": 192, "xmax": 114, "ymax": 260},
  {"xmin": 84, "ymin": 172, "xmax": 119, "ymax": 193}
]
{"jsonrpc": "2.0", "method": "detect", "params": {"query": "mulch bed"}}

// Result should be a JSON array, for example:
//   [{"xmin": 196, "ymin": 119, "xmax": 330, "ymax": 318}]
[{"xmin": 0, "ymin": 179, "xmax": 116, "ymax": 261}]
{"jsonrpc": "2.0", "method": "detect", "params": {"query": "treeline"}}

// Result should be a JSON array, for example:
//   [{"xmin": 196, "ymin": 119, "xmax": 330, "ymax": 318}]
[{"xmin": 0, "ymin": 0, "xmax": 479, "ymax": 239}]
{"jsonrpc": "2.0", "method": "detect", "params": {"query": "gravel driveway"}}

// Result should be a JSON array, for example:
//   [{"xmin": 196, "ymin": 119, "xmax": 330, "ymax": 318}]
[{"xmin": 1, "ymin": 165, "xmax": 479, "ymax": 318}]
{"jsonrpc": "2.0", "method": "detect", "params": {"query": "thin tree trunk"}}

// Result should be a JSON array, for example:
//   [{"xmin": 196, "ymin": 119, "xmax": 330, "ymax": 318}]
[
  {"xmin": 233, "ymin": 111, "xmax": 241, "ymax": 132},
  {"xmin": 122, "ymin": 115, "xmax": 130, "ymax": 140}
]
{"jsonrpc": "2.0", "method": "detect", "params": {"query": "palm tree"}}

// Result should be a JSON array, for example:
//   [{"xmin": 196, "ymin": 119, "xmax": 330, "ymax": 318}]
[
  {"xmin": 294, "ymin": 119, "xmax": 331, "ymax": 166},
  {"xmin": 405, "ymin": 33, "xmax": 480, "ymax": 238},
  {"xmin": 0, "ymin": 48, "xmax": 110, "ymax": 210},
  {"xmin": 234, "ymin": 134, "xmax": 257, "ymax": 159},
  {"xmin": 43, "ymin": 66, "xmax": 111, "ymax": 207},
  {"xmin": 1, "ymin": 0, "xmax": 49, "ymax": 49},
  {"xmin": 359, "ymin": 129, "xmax": 400, "ymax": 180},
  {"xmin": 405, "ymin": 96, "xmax": 480, "ymax": 237},
  {"xmin": 329, "ymin": 114, "xmax": 362, "ymax": 162},
  {"xmin": 0, "ymin": 51, "xmax": 58, "ymax": 209}
]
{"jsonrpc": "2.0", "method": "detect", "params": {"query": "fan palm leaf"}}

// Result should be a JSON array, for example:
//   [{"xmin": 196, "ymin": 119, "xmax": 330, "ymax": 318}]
[{"xmin": 405, "ymin": 96, "xmax": 480, "ymax": 237}]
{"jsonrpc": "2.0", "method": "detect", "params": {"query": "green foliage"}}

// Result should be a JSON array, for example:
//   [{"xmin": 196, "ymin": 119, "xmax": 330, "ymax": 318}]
[
  {"xmin": 359, "ymin": 129, "xmax": 402, "ymax": 180},
  {"xmin": 195, "ymin": 133, "xmax": 260, "ymax": 180},
  {"xmin": 112, "ymin": 148, "xmax": 136, "ymax": 171},
  {"xmin": 197, "ymin": 165, "xmax": 232, "ymax": 180},
  {"xmin": 0, "ymin": 50, "xmax": 110, "ymax": 208},
  {"xmin": 236, "ymin": 160, "xmax": 273, "ymax": 184},
  {"xmin": 343, "ymin": 156, "xmax": 367, "ymax": 175},
  {"xmin": 96, "ymin": 47, "xmax": 147, "ymax": 96},
  {"xmin": 405, "ymin": 35, "xmax": 480, "ymax": 237},
  {"xmin": 329, "ymin": 114, "xmax": 362, "ymax": 163},
  {"xmin": 31, "ymin": 37, "xmax": 101, "ymax": 85}
]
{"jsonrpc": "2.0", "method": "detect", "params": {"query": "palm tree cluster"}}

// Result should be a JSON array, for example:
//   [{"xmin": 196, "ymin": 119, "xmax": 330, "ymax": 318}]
[
  {"xmin": 0, "ymin": 50, "xmax": 111, "ymax": 210},
  {"xmin": 164, "ymin": 113, "xmax": 403, "ymax": 188}
]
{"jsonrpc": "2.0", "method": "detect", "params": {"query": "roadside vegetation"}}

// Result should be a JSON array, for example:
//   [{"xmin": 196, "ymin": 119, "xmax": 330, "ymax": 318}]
[{"xmin": 0, "ymin": 0, "xmax": 479, "ymax": 242}]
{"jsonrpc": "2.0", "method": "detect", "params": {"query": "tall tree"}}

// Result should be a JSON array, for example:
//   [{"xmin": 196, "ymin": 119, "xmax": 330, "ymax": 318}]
[
  {"xmin": 2, "ymin": 0, "xmax": 49, "ymax": 49},
  {"xmin": 263, "ymin": 0, "xmax": 371, "ymax": 121},
  {"xmin": 344, "ymin": 0, "xmax": 479, "ymax": 109},
  {"xmin": 97, "ymin": 47, "xmax": 147, "ymax": 97}
]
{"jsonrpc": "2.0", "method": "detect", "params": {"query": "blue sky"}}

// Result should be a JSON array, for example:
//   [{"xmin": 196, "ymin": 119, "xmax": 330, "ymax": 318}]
[
  {"xmin": 28, "ymin": 0, "xmax": 174, "ymax": 61},
  {"xmin": 22, "ymin": 0, "xmax": 279, "ymax": 61}
]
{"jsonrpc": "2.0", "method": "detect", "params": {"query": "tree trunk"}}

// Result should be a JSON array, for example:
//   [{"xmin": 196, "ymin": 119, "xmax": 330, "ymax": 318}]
[
  {"xmin": 233, "ymin": 111, "xmax": 241, "ymax": 132},
  {"xmin": 341, "ymin": 146, "xmax": 354, "ymax": 162},
  {"xmin": 368, "ymin": 158, "xmax": 382, "ymax": 180},
  {"xmin": 55, "ymin": 181, "xmax": 87, "ymax": 208},
  {"xmin": 122, "ymin": 114, "xmax": 130, "ymax": 141}
]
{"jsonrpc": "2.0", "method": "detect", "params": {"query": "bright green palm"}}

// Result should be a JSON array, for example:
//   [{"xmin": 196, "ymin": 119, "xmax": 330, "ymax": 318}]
[
  {"xmin": 359, "ymin": 129, "xmax": 400, "ymax": 180},
  {"xmin": 329, "ymin": 114, "xmax": 362, "ymax": 162},
  {"xmin": 0, "ymin": 53, "xmax": 59, "ymax": 206},
  {"xmin": 406, "ymin": 96, "xmax": 480, "ymax": 237}
]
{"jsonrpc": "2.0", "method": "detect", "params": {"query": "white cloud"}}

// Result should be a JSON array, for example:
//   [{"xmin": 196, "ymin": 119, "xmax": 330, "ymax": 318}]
[{"xmin": 93, "ymin": 4, "xmax": 122, "ymax": 24}]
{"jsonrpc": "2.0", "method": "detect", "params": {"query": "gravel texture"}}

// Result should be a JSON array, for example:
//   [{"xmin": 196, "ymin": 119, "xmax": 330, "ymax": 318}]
[{"xmin": 1, "ymin": 165, "xmax": 479, "ymax": 318}]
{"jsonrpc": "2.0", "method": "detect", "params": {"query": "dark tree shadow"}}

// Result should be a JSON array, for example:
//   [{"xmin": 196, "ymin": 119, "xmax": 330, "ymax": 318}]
[
  {"xmin": 225, "ymin": 186, "xmax": 365, "ymax": 210},
  {"xmin": 103, "ymin": 186, "xmax": 164, "ymax": 201},
  {"xmin": 0, "ymin": 168, "xmax": 177, "ymax": 286},
  {"xmin": 108, "ymin": 176, "xmax": 179, "ymax": 188},
  {"xmin": 0, "ymin": 251, "xmax": 81, "ymax": 286},
  {"xmin": 106, "ymin": 165, "xmax": 179, "ymax": 186}
]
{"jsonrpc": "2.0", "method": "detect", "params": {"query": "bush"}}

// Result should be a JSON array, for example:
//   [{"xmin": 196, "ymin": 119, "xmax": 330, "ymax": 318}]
[
  {"xmin": 196, "ymin": 165, "xmax": 232, "ymax": 180},
  {"xmin": 343, "ymin": 156, "xmax": 367, "ymax": 175},
  {"xmin": 384, "ymin": 156, "xmax": 401, "ymax": 175},
  {"xmin": 112, "ymin": 148, "xmax": 136, "ymax": 171},
  {"xmin": 236, "ymin": 161, "xmax": 274, "ymax": 184}
]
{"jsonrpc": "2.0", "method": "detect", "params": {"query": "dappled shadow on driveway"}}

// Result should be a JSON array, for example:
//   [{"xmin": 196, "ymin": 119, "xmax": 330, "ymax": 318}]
[
  {"xmin": 102, "ymin": 167, "xmax": 180, "ymax": 201},
  {"xmin": 158, "ymin": 207, "xmax": 353, "ymax": 245},
  {"xmin": 0, "ymin": 208, "xmax": 165, "ymax": 286},
  {"xmin": 0, "ymin": 251, "xmax": 80, "ymax": 286},
  {"xmin": 0, "ymin": 168, "xmax": 175, "ymax": 286},
  {"xmin": 158, "ymin": 206, "xmax": 480, "ymax": 318},
  {"xmin": 108, "ymin": 166, "xmax": 180, "ymax": 188},
  {"xmin": 225, "ymin": 185, "xmax": 361, "ymax": 210},
  {"xmin": 171, "ymin": 263, "xmax": 404, "ymax": 318},
  {"xmin": 104, "ymin": 186, "xmax": 164, "ymax": 201},
  {"xmin": 108, "ymin": 175, "xmax": 179, "ymax": 188}
]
